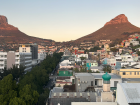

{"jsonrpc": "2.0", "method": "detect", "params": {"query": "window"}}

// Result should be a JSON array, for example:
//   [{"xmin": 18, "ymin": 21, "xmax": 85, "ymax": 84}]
[
  {"xmin": 95, "ymin": 80, "xmax": 97, "ymax": 85},
  {"xmin": 91, "ymin": 81, "xmax": 93, "ymax": 86},
  {"xmin": 134, "ymin": 72, "xmax": 136, "ymax": 75},
  {"xmin": 123, "ymin": 72, "xmax": 126, "ymax": 75},
  {"xmin": 138, "ymin": 72, "xmax": 139, "ymax": 75},
  {"xmin": 130, "ymin": 72, "xmax": 132, "ymax": 75}
]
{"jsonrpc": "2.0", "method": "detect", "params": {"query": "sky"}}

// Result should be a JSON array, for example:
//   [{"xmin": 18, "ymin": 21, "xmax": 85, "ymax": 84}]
[{"xmin": 0, "ymin": 0, "xmax": 140, "ymax": 42}]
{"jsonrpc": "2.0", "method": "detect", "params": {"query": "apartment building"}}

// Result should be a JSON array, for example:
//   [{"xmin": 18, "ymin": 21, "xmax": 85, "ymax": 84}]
[
  {"xmin": 7, "ymin": 51, "xmax": 32, "ymax": 71},
  {"xmin": 19, "ymin": 43, "xmax": 38, "ymax": 66},
  {"xmin": 0, "ymin": 51, "xmax": 32, "ymax": 72},
  {"xmin": 0, "ymin": 52, "xmax": 7, "ymax": 72}
]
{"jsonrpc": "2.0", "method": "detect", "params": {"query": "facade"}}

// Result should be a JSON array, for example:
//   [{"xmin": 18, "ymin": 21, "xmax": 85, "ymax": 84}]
[
  {"xmin": 76, "ymin": 54, "xmax": 88, "ymax": 59},
  {"xmin": 0, "ymin": 52, "xmax": 7, "ymax": 71},
  {"xmin": 7, "ymin": 51, "xmax": 32, "ymax": 71},
  {"xmin": 19, "ymin": 43, "xmax": 38, "ymax": 60},
  {"xmin": 130, "ymin": 40, "xmax": 139, "ymax": 46},
  {"xmin": 38, "ymin": 52, "xmax": 46, "ymax": 62},
  {"xmin": 121, "ymin": 55, "xmax": 133, "ymax": 62},
  {"xmin": 59, "ymin": 60, "xmax": 74, "ymax": 69},
  {"xmin": 86, "ymin": 60, "xmax": 98, "ymax": 70},
  {"xmin": 0, "ymin": 51, "xmax": 32, "ymax": 72},
  {"xmin": 107, "ymin": 57, "xmax": 116, "ymax": 66},
  {"xmin": 112, "ymin": 68, "xmax": 140, "ymax": 78},
  {"xmin": 74, "ymin": 73, "xmax": 121, "ymax": 92}
]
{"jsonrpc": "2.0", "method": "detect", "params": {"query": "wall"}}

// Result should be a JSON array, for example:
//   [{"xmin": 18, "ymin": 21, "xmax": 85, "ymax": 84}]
[
  {"xmin": 112, "ymin": 69, "xmax": 140, "ymax": 78},
  {"xmin": 7, "ymin": 51, "xmax": 15, "ymax": 69},
  {"xmin": 116, "ymin": 84, "xmax": 128, "ymax": 105},
  {"xmin": 75, "ymin": 76, "xmax": 95, "ymax": 92}
]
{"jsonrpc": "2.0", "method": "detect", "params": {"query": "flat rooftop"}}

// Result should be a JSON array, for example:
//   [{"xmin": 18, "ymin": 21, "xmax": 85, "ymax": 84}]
[{"xmin": 75, "ymin": 73, "xmax": 121, "ymax": 79}]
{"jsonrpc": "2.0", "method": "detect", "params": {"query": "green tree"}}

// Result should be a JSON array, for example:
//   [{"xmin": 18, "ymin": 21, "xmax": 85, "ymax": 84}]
[
  {"xmin": 80, "ymin": 57, "xmax": 86, "ymax": 60},
  {"xmin": 103, "ymin": 65, "xmax": 111, "ymax": 73},
  {"xmin": 137, "ymin": 51, "xmax": 140, "ymax": 56},
  {"xmin": 130, "ymin": 43, "xmax": 133, "ymax": 47},
  {"xmin": 38, "ymin": 89, "xmax": 49, "ymax": 105},
  {"xmin": 110, "ymin": 48, "xmax": 119, "ymax": 52},
  {"xmin": 9, "ymin": 97, "xmax": 26, "ymax": 105},
  {"xmin": 88, "ymin": 70, "xmax": 92, "ymax": 73},
  {"xmin": 101, "ymin": 45, "xmax": 104, "ymax": 48},
  {"xmin": 19, "ymin": 84, "xmax": 39, "ymax": 105},
  {"xmin": 0, "ymin": 74, "xmax": 17, "ymax": 105}
]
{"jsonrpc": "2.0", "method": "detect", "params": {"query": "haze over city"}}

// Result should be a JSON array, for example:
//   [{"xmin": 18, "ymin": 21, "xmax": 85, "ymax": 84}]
[{"xmin": 0, "ymin": 0, "xmax": 140, "ymax": 42}]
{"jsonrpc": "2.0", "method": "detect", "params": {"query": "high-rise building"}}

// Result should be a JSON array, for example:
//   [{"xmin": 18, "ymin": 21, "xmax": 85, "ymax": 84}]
[{"xmin": 19, "ymin": 43, "xmax": 38, "ymax": 60}]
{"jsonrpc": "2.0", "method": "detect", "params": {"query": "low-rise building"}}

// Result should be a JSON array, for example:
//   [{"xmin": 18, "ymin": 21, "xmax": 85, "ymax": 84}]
[
  {"xmin": 74, "ymin": 73, "xmax": 121, "ymax": 92},
  {"xmin": 117, "ymin": 83, "xmax": 140, "ymax": 105},
  {"xmin": 112, "ymin": 68, "xmax": 140, "ymax": 78}
]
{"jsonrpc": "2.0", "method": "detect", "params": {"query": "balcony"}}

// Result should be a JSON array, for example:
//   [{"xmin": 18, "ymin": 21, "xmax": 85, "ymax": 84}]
[
  {"xmin": 25, "ymin": 63, "xmax": 32, "ymax": 67},
  {"xmin": 15, "ymin": 57, "xmax": 20, "ymax": 59},
  {"xmin": 25, "ymin": 60, "xmax": 32, "ymax": 63},
  {"xmin": 15, "ymin": 61, "xmax": 20, "ymax": 64}
]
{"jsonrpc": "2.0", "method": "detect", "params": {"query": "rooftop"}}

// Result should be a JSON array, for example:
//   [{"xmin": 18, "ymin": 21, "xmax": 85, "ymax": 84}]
[
  {"xmin": 71, "ymin": 102, "xmax": 117, "ymax": 105},
  {"xmin": 75, "ymin": 73, "xmax": 121, "ymax": 79},
  {"xmin": 119, "ymin": 83, "xmax": 140, "ymax": 103}
]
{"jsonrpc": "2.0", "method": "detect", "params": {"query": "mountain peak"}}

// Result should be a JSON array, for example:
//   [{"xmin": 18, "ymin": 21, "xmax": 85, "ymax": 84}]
[
  {"xmin": 0, "ymin": 15, "xmax": 18, "ymax": 30},
  {"xmin": 104, "ymin": 14, "xmax": 129, "ymax": 26},
  {"xmin": 0, "ymin": 15, "xmax": 8, "ymax": 24}
]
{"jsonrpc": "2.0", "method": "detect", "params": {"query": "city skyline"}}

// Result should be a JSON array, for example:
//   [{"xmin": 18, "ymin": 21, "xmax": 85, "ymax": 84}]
[{"xmin": 0, "ymin": 0, "xmax": 140, "ymax": 42}]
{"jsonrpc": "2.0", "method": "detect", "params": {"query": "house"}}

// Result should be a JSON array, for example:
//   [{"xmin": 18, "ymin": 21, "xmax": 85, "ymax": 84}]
[
  {"xmin": 86, "ymin": 60, "xmax": 98, "ymax": 70},
  {"xmin": 124, "ymin": 41, "xmax": 130, "ymax": 47},
  {"xmin": 59, "ymin": 60, "xmax": 74, "ymax": 69},
  {"xmin": 76, "ymin": 54, "xmax": 88, "ymax": 59},
  {"xmin": 130, "ymin": 40, "xmax": 139, "ymax": 46}
]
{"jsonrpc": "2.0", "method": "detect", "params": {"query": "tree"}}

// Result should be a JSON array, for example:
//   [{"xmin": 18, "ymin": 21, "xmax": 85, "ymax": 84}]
[
  {"xmin": 103, "ymin": 65, "xmax": 111, "ymax": 73},
  {"xmin": 101, "ymin": 45, "xmax": 104, "ymax": 48},
  {"xmin": 38, "ymin": 89, "xmax": 49, "ymax": 105},
  {"xmin": 88, "ymin": 70, "xmax": 92, "ymax": 73},
  {"xmin": 19, "ymin": 84, "xmax": 39, "ymax": 105},
  {"xmin": 80, "ymin": 57, "xmax": 86, "ymax": 60},
  {"xmin": 9, "ymin": 97, "xmax": 26, "ymax": 105},
  {"xmin": 57, "ymin": 84, "xmax": 61, "ymax": 87},
  {"xmin": 130, "ymin": 43, "xmax": 133, "ymax": 47},
  {"xmin": 110, "ymin": 48, "xmax": 119, "ymax": 52},
  {"xmin": 137, "ymin": 51, "xmax": 140, "ymax": 56},
  {"xmin": 0, "ymin": 74, "xmax": 17, "ymax": 105}
]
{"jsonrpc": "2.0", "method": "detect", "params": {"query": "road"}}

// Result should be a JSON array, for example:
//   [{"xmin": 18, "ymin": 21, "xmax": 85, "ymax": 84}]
[{"xmin": 45, "ymin": 63, "xmax": 59, "ymax": 89}]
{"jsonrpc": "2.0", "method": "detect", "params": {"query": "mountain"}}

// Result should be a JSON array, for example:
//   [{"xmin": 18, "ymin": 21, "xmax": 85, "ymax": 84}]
[
  {"xmin": 0, "ymin": 15, "xmax": 54, "ymax": 44},
  {"xmin": 75, "ymin": 14, "xmax": 140, "ymax": 43}
]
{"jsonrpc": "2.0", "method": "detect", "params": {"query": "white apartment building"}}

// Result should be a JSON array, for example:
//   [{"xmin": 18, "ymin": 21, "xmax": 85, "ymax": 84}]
[
  {"xmin": 121, "ymin": 55, "xmax": 133, "ymax": 62},
  {"xmin": 7, "ymin": 51, "xmax": 32, "ymax": 72},
  {"xmin": 0, "ymin": 52, "xmax": 7, "ymax": 72},
  {"xmin": 38, "ymin": 52, "xmax": 47, "ymax": 63},
  {"xmin": 107, "ymin": 57, "xmax": 116, "ymax": 66},
  {"xmin": 76, "ymin": 54, "xmax": 88, "ymax": 59},
  {"xmin": 130, "ymin": 40, "xmax": 139, "ymax": 46}
]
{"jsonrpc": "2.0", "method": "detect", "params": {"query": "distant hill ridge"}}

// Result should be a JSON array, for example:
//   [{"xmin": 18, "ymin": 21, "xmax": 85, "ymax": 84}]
[
  {"xmin": 0, "ymin": 15, "xmax": 54, "ymax": 44},
  {"xmin": 75, "ymin": 14, "xmax": 140, "ymax": 43}
]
